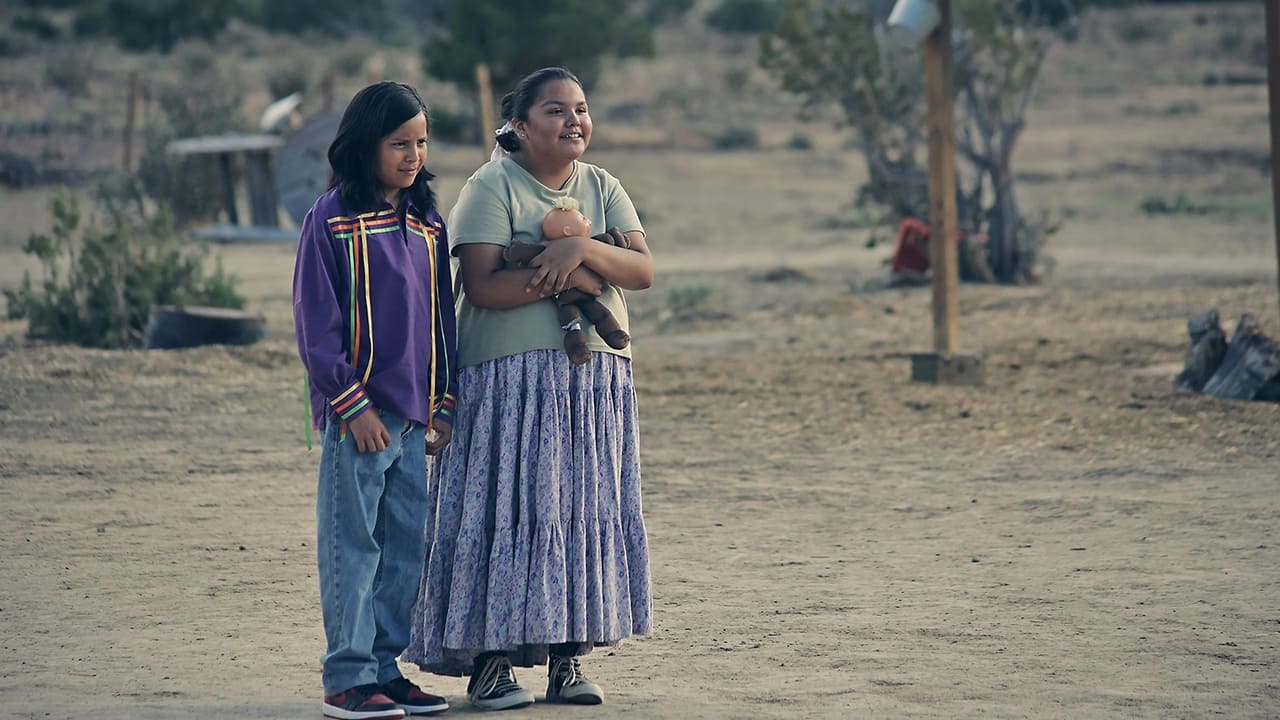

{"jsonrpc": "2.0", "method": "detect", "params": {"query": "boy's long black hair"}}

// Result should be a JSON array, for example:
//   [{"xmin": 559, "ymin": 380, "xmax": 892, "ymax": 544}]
[{"xmin": 327, "ymin": 81, "xmax": 436, "ymax": 215}]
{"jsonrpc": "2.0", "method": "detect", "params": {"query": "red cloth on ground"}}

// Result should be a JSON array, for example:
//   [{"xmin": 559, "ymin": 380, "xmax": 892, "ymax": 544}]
[
  {"xmin": 890, "ymin": 218, "xmax": 933, "ymax": 276},
  {"xmin": 889, "ymin": 217, "xmax": 984, "ymax": 280}
]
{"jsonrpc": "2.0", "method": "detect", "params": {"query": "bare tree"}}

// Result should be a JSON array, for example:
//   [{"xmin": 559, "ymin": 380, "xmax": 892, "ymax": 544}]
[{"xmin": 761, "ymin": 0, "xmax": 1071, "ymax": 283}]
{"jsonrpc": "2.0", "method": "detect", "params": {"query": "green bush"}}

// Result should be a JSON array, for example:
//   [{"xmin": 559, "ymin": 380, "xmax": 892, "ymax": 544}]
[
  {"xmin": 710, "ymin": 123, "xmax": 759, "ymax": 150},
  {"xmin": 644, "ymin": 0, "xmax": 696, "ymax": 23},
  {"xmin": 705, "ymin": 0, "xmax": 779, "ymax": 34},
  {"xmin": 1113, "ymin": 12, "xmax": 1169, "ymax": 44},
  {"xmin": 73, "ymin": 0, "xmax": 254, "ymax": 51},
  {"xmin": 4, "ymin": 188, "xmax": 244, "ymax": 349},
  {"xmin": 265, "ymin": 58, "xmax": 314, "ymax": 100},
  {"xmin": 16, "ymin": 0, "xmax": 84, "ymax": 7},
  {"xmin": 423, "ymin": 0, "xmax": 657, "ymax": 95},
  {"xmin": 428, "ymin": 105, "xmax": 473, "ymax": 144},
  {"xmin": 330, "ymin": 43, "xmax": 369, "ymax": 79},
  {"xmin": 45, "ymin": 50, "xmax": 94, "ymax": 98},
  {"xmin": 666, "ymin": 284, "xmax": 713, "ymax": 318},
  {"xmin": 0, "ymin": 28, "xmax": 38, "ymax": 58},
  {"xmin": 723, "ymin": 64, "xmax": 752, "ymax": 94},
  {"xmin": 253, "ymin": 0, "xmax": 385, "ymax": 35},
  {"xmin": 13, "ymin": 13, "xmax": 61, "ymax": 40},
  {"xmin": 786, "ymin": 131, "xmax": 813, "ymax": 150}
]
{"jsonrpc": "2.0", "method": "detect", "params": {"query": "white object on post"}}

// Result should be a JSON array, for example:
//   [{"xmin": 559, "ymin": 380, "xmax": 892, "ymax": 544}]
[
  {"xmin": 260, "ymin": 92, "xmax": 304, "ymax": 133},
  {"xmin": 884, "ymin": 0, "xmax": 941, "ymax": 49}
]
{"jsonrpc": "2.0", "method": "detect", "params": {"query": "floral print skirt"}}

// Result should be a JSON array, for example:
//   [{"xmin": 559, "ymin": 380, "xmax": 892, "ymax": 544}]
[{"xmin": 404, "ymin": 350, "xmax": 652, "ymax": 677}]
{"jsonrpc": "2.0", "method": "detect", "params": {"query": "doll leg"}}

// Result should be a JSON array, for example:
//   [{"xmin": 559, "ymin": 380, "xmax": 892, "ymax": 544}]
[
  {"xmin": 556, "ymin": 302, "xmax": 592, "ymax": 365},
  {"xmin": 577, "ymin": 300, "xmax": 631, "ymax": 350}
]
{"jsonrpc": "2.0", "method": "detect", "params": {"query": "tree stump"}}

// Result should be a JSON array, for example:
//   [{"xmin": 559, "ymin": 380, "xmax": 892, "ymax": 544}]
[
  {"xmin": 144, "ymin": 305, "xmax": 265, "ymax": 350},
  {"xmin": 1173, "ymin": 309, "xmax": 1227, "ymax": 393},
  {"xmin": 1258, "ymin": 378, "xmax": 1280, "ymax": 402},
  {"xmin": 1193, "ymin": 313, "xmax": 1280, "ymax": 401}
]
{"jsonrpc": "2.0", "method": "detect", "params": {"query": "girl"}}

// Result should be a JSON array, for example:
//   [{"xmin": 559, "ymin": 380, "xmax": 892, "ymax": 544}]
[
  {"xmin": 293, "ymin": 81, "xmax": 456, "ymax": 720},
  {"xmin": 406, "ymin": 66, "xmax": 654, "ymax": 712}
]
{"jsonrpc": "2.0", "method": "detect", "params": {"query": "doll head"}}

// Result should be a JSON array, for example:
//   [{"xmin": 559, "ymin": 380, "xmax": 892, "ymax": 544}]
[{"xmin": 542, "ymin": 196, "xmax": 592, "ymax": 240}]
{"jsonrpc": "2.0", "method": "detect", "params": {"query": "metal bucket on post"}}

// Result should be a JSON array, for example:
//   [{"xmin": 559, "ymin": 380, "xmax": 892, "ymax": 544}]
[{"xmin": 884, "ymin": 0, "xmax": 941, "ymax": 48}]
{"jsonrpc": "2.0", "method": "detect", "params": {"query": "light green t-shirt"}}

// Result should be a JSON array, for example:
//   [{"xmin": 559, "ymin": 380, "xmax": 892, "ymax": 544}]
[{"xmin": 449, "ymin": 157, "xmax": 645, "ymax": 368}]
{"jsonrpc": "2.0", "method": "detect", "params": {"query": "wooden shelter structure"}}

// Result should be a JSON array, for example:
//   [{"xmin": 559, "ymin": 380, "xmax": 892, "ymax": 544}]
[{"xmin": 166, "ymin": 133, "xmax": 292, "ymax": 243}]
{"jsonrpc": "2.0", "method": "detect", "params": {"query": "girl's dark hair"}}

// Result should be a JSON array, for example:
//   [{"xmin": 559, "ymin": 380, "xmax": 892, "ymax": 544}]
[
  {"xmin": 494, "ymin": 67, "xmax": 583, "ymax": 153},
  {"xmin": 328, "ymin": 81, "xmax": 436, "ymax": 214}
]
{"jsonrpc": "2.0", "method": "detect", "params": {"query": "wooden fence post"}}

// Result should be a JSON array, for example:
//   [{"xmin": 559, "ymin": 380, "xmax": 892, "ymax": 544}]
[
  {"xmin": 218, "ymin": 153, "xmax": 239, "ymax": 226},
  {"xmin": 1266, "ymin": 0, "xmax": 1280, "ymax": 321},
  {"xmin": 908, "ymin": 0, "xmax": 983, "ymax": 385},
  {"xmin": 924, "ymin": 0, "xmax": 958, "ymax": 354},
  {"xmin": 321, "ymin": 71, "xmax": 335, "ymax": 112},
  {"xmin": 123, "ymin": 69, "xmax": 140, "ymax": 174},
  {"xmin": 244, "ymin": 150, "xmax": 279, "ymax": 227},
  {"xmin": 475, "ymin": 63, "xmax": 496, "ymax": 160}
]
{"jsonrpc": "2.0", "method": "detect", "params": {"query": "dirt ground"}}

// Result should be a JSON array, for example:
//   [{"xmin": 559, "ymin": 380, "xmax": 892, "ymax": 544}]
[{"xmin": 3, "ymin": 6, "xmax": 1280, "ymax": 718}]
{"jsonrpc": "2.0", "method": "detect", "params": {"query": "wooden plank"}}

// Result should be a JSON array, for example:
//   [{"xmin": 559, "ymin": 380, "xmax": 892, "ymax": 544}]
[
  {"xmin": 217, "ymin": 153, "xmax": 239, "ymax": 226},
  {"xmin": 191, "ymin": 224, "xmax": 297, "ymax": 244},
  {"xmin": 924, "ymin": 0, "xmax": 959, "ymax": 353},
  {"xmin": 244, "ymin": 150, "xmax": 279, "ymax": 227},
  {"xmin": 166, "ymin": 133, "xmax": 283, "ymax": 156}
]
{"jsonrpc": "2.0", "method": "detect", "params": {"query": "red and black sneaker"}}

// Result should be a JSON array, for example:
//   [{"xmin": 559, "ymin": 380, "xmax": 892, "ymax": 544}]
[
  {"xmin": 382, "ymin": 676, "xmax": 449, "ymax": 715},
  {"xmin": 323, "ymin": 684, "xmax": 406, "ymax": 720}
]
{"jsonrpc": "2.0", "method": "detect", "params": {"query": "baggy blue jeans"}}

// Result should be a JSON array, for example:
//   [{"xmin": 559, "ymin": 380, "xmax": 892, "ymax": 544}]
[{"xmin": 316, "ymin": 410, "xmax": 428, "ymax": 694}]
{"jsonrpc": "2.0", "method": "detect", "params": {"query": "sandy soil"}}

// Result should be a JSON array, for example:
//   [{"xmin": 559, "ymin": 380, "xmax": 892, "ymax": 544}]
[
  {"xmin": 2, "ymin": 7, "xmax": 1280, "ymax": 717},
  {"xmin": 2, "ymin": 201, "xmax": 1278, "ymax": 720}
]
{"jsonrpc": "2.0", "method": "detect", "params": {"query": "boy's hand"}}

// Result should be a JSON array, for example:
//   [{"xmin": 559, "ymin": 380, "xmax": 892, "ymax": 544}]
[
  {"xmin": 348, "ymin": 409, "xmax": 391, "ymax": 453},
  {"xmin": 426, "ymin": 419, "xmax": 453, "ymax": 456}
]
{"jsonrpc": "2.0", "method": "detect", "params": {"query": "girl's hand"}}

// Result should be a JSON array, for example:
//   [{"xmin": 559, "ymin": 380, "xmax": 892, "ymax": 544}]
[
  {"xmin": 426, "ymin": 418, "xmax": 452, "ymax": 455},
  {"xmin": 526, "ymin": 236, "xmax": 588, "ymax": 295},
  {"xmin": 568, "ymin": 266, "xmax": 604, "ymax": 297}
]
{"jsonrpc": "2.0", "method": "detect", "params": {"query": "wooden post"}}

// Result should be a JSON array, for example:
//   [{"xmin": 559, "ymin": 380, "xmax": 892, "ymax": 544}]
[
  {"xmin": 908, "ymin": 0, "xmax": 982, "ymax": 385},
  {"xmin": 475, "ymin": 63, "xmax": 496, "ymax": 160},
  {"xmin": 123, "ymin": 69, "xmax": 140, "ymax": 174},
  {"xmin": 218, "ymin": 153, "xmax": 240, "ymax": 225},
  {"xmin": 321, "ymin": 71, "xmax": 335, "ymax": 112},
  {"xmin": 244, "ymin": 150, "xmax": 279, "ymax": 227},
  {"xmin": 923, "ymin": 0, "xmax": 958, "ymax": 354},
  {"xmin": 1267, "ymin": 0, "xmax": 1280, "ymax": 321}
]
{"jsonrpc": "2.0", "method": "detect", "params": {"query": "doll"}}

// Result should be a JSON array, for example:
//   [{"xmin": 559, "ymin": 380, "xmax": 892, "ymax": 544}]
[{"xmin": 502, "ymin": 197, "xmax": 631, "ymax": 365}]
